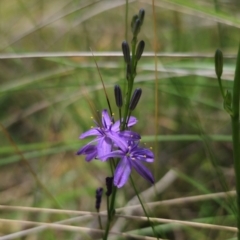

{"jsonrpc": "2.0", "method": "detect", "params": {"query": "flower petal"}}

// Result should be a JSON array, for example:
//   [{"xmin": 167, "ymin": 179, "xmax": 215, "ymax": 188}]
[
  {"xmin": 77, "ymin": 144, "xmax": 97, "ymax": 162},
  {"xmin": 85, "ymin": 148, "xmax": 98, "ymax": 162},
  {"xmin": 111, "ymin": 120, "xmax": 120, "ymax": 132},
  {"xmin": 114, "ymin": 157, "xmax": 132, "ymax": 188},
  {"xmin": 131, "ymin": 161, "xmax": 154, "ymax": 184},
  {"xmin": 97, "ymin": 137, "xmax": 112, "ymax": 159},
  {"xmin": 119, "ymin": 130, "xmax": 141, "ymax": 140},
  {"xmin": 107, "ymin": 131, "xmax": 128, "ymax": 150},
  {"xmin": 98, "ymin": 150, "xmax": 123, "ymax": 161},
  {"xmin": 80, "ymin": 128, "xmax": 101, "ymax": 139},
  {"xmin": 126, "ymin": 116, "xmax": 138, "ymax": 127},
  {"xmin": 102, "ymin": 109, "xmax": 112, "ymax": 129},
  {"xmin": 134, "ymin": 148, "xmax": 154, "ymax": 162}
]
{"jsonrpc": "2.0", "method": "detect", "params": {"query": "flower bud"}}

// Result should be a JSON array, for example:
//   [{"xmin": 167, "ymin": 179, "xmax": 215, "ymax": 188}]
[
  {"xmin": 95, "ymin": 187, "xmax": 103, "ymax": 210},
  {"xmin": 114, "ymin": 85, "xmax": 123, "ymax": 108},
  {"xmin": 132, "ymin": 19, "xmax": 141, "ymax": 36},
  {"xmin": 138, "ymin": 9, "xmax": 145, "ymax": 25},
  {"xmin": 129, "ymin": 88, "xmax": 142, "ymax": 111},
  {"xmin": 215, "ymin": 49, "xmax": 223, "ymax": 78},
  {"xmin": 122, "ymin": 41, "xmax": 131, "ymax": 64},
  {"xmin": 131, "ymin": 15, "xmax": 139, "ymax": 33},
  {"xmin": 136, "ymin": 40, "xmax": 145, "ymax": 61},
  {"xmin": 106, "ymin": 177, "xmax": 113, "ymax": 196}
]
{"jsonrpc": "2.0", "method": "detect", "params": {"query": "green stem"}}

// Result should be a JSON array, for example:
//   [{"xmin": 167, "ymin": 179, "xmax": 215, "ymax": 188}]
[
  {"xmin": 231, "ymin": 42, "xmax": 240, "ymax": 240},
  {"xmin": 103, "ymin": 186, "xmax": 117, "ymax": 240},
  {"xmin": 217, "ymin": 76, "xmax": 225, "ymax": 98},
  {"xmin": 130, "ymin": 176, "xmax": 159, "ymax": 239}
]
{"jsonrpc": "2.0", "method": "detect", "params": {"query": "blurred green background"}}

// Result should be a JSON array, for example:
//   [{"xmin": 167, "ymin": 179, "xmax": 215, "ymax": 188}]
[{"xmin": 0, "ymin": 0, "xmax": 240, "ymax": 239}]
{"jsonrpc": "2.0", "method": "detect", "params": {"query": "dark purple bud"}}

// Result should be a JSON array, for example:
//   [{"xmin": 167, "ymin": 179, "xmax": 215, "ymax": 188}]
[
  {"xmin": 132, "ymin": 19, "xmax": 141, "ymax": 36},
  {"xmin": 129, "ymin": 88, "xmax": 142, "ymax": 111},
  {"xmin": 95, "ymin": 187, "xmax": 103, "ymax": 210},
  {"xmin": 122, "ymin": 41, "xmax": 131, "ymax": 64},
  {"xmin": 136, "ymin": 40, "xmax": 145, "ymax": 61},
  {"xmin": 215, "ymin": 49, "xmax": 223, "ymax": 78},
  {"xmin": 138, "ymin": 9, "xmax": 145, "ymax": 25},
  {"xmin": 114, "ymin": 85, "xmax": 123, "ymax": 108},
  {"xmin": 131, "ymin": 14, "xmax": 139, "ymax": 33},
  {"xmin": 106, "ymin": 177, "xmax": 113, "ymax": 196}
]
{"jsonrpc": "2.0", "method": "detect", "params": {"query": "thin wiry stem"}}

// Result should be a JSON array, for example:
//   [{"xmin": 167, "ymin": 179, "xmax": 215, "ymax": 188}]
[{"xmin": 231, "ymin": 42, "xmax": 240, "ymax": 240}]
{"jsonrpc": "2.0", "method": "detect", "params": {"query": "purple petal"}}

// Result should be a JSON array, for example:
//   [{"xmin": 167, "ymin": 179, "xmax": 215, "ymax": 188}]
[
  {"xmin": 111, "ymin": 120, "xmax": 120, "ymax": 132},
  {"xmin": 119, "ymin": 130, "xmax": 141, "ymax": 140},
  {"xmin": 80, "ymin": 128, "xmax": 101, "ymax": 139},
  {"xmin": 77, "ymin": 144, "xmax": 97, "ymax": 162},
  {"xmin": 97, "ymin": 137, "xmax": 112, "ymax": 160},
  {"xmin": 134, "ymin": 148, "xmax": 154, "ymax": 162},
  {"xmin": 77, "ymin": 144, "xmax": 95, "ymax": 155},
  {"xmin": 98, "ymin": 150, "xmax": 123, "ymax": 161},
  {"xmin": 85, "ymin": 149, "xmax": 98, "ymax": 162},
  {"xmin": 107, "ymin": 131, "xmax": 128, "ymax": 150},
  {"xmin": 114, "ymin": 157, "xmax": 132, "ymax": 188},
  {"xmin": 131, "ymin": 161, "xmax": 154, "ymax": 184},
  {"xmin": 102, "ymin": 109, "xmax": 112, "ymax": 129},
  {"xmin": 126, "ymin": 116, "xmax": 138, "ymax": 127}
]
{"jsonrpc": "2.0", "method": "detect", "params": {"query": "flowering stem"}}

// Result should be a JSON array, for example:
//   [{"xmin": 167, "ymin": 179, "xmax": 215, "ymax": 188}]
[
  {"xmin": 231, "ymin": 42, "xmax": 240, "ymax": 240},
  {"xmin": 121, "ymin": 43, "xmax": 137, "ymax": 130},
  {"xmin": 103, "ymin": 186, "xmax": 117, "ymax": 240}
]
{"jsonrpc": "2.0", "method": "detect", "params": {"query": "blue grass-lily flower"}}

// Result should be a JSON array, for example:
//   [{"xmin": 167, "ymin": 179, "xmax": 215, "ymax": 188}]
[
  {"xmin": 77, "ymin": 109, "xmax": 140, "ymax": 161},
  {"xmin": 99, "ymin": 141, "xmax": 154, "ymax": 188}
]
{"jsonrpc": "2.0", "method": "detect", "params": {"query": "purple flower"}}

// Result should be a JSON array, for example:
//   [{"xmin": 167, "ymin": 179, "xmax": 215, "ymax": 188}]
[
  {"xmin": 99, "ymin": 141, "xmax": 154, "ymax": 188},
  {"xmin": 77, "ymin": 109, "xmax": 140, "ymax": 161}
]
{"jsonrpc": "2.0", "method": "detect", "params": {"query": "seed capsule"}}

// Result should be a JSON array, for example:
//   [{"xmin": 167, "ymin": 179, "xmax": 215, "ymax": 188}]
[{"xmin": 129, "ymin": 88, "xmax": 142, "ymax": 110}]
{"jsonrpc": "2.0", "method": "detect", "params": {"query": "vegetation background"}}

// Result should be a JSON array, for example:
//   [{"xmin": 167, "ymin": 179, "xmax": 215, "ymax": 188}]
[{"xmin": 0, "ymin": 0, "xmax": 240, "ymax": 239}]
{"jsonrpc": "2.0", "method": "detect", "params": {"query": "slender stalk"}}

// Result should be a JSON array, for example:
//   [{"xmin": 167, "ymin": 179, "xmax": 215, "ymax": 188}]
[
  {"xmin": 231, "ymin": 42, "xmax": 240, "ymax": 239},
  {"xmin": 217, "ymin": 76, "xmax": 225, "ymax": 98},
  {"xmin": 103, "ymin": 186, "xmax": 117, "ymax": 240},
  {"xmin": 130, "ymin": 176, "xmax": 159, "ymax": 239},
  {"xmin": 125, "ymin": 0, "xmax": 128, "ymax": 42}
]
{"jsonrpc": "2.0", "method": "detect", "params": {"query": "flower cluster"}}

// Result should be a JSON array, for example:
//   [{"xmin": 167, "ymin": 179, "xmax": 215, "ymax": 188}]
[{"xmin": 77, "ymin": 109, "xmax": 154, "ymax": 188}]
